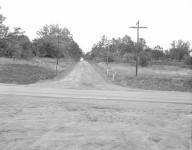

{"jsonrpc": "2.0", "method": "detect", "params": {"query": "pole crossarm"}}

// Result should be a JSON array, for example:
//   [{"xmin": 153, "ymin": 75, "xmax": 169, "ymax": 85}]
[{"xmin": 129, "ymin": 27, "xmax": 147, "ymax": 29}]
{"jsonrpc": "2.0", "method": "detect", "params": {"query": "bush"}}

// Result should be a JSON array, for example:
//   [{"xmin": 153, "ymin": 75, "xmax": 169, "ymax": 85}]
[
  {"xmin": 151, "ymin": 50, "xmax": 165, "ymax": 60},
  {"xmin": 107, "ymin": 55, "xmax": 115, "ymax": 62},
  {"xmin": 139, "ymin": 51, "xmax": 150, "ymax": 66},
  {"xmin": 102, "ymin": 54, "xmax": 115, "ymax": 63},
  {"xmin": 94, "ymin": 57, "xmax": 105, "ymax": 63},
  {"xmin": 184, "ymin": 56, "xmax": 192, "ymax": 65},
  {"xmin": 123, "ymin": 53, "xmax": 136, "ymax": 63}
]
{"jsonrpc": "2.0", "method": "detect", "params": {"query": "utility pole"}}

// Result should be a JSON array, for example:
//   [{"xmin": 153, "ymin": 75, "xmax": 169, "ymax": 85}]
[
  {"xmin": 106, "ymin": 39, "xmax": 111, "ymax": 75},
  {"xmin": 56, "ymin": 34, "xmax": 59, "ymax": 75},
  {"xmin": 107, "ymin": 44, "xmax": 109, "ymax": 68},
  {"xmin": 129, "ymin": 20, "xmax": 147, "ymax": 76}
]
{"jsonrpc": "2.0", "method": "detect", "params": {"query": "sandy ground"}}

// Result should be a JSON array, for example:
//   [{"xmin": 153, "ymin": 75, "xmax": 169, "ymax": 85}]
[{"xmin": 0, "ymin": 60, "xmax": 192, "ymax": 150}]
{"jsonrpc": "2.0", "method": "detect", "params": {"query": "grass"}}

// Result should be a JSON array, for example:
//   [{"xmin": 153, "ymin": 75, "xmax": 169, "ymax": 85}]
[
  {"xmin": 0, "ymin": 57, "xmax": 75, "ymax": 84},
  {"xmin": 0, "ymin": 64, "xmax": 55, "ymax": 84},
  {"xmin": 95, "ymin": 62, "xmax": 192, "ymax": 92}
]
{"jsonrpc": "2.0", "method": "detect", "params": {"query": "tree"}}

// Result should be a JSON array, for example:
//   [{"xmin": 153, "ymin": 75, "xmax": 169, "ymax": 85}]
[
  {"xmin": 0, "ymin": 7, "xmax": 9, "ymax": 57},
  {"xmin": 0, "ymin": 7, "xmax": 9, "ymax": 38},
  {"xmin": 119, "ymin": 35, "xmax": 134, "ymax": 56},
  {"xmin": 89, "ymin": 35, "xmax": 136, "ymax": 62},
  {"xmin": 89, "ymin": 35, "xmax": 109, "ymax": 61},
  {"xmin": 139, "ymin": 51, "xmax": 150, "ymax": 66},
  {"xmin": 0, "ymin": 8, "xmax": 32, "ymax": 59},
  {"xmin": 34, "ymin": 24, "xmax": 82, "ymax": 59},
  {"xmin": 84, "ymin": 52, "xmax": 93, "ymax": 60},
  {"xmin": 5, "ymin": 28, "xmax": 32, "ymax": 58},
  {"xmin": 151, "ymin": 45, "xmax": 165, "ymax": 60},
  {"xmin": 184, "ymin": 56, "xmax": 192, "ymax": 65},
  {"xmin": 0, "ymin": 26, "xmax": 32, "ymax": 58},
  {"xmin": 68, "ymin": 41, "xmax": 82, "ymax": 59},
  {"xmin": 37, "ymin": 24, "xmax": 73, "ymax": 40},
  {"xmin": 169, "ymin": 40, "xmax": 190, "ymax": 61},
  {"xmin": 137, "ymin": 38, "xmax": 147, "ymax": 53},
  {"xmin": 33, "ymin": 38, "xmax": 58, "ymax": 57}
]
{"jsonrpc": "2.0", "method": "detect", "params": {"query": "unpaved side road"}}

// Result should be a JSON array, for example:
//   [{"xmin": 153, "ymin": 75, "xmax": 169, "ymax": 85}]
[
  {"xmin": 29, "ymin": 60, "xmax": 119, "ymax": 90},
  {"xmin": 0, "ymin": 60, "xmax": 192, "ymax": 150}
]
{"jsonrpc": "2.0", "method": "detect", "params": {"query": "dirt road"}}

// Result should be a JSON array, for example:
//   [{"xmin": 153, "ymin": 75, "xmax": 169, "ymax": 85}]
[
  {"xmin": 29, "ymin": 60, "xmax": 125, "ymax": 90},
  {"xmin": 0, "ymin": 60, "xmax": 192, "ymax": 150}
]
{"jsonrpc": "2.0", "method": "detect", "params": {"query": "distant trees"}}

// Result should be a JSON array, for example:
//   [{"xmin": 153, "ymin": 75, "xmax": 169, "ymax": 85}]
[
  {"xmin": 33, "ymin": 24, "xmax": 82, "ymax": 59},
  {"xmin": 139, "ymin": 51, "xmax": 150, "ymax": 66},
  {"xmin": 0, "ymin": 7, "xmax": 82, "ymax": 60},
  {"xmin": 0, "ymin": 14, "xmax": 32, "ymax": 59},
  {"xmin": 151, "ymin": 45, "xmax": 165, "ymax": 60},
  {"xmin": 87, "ymin": 35, "xmax": 136, "ymax": 62},
  {"xmin": 0, "ymin": 8, "xmax": 9, "ymax": 38},
  {"xmin": 184, "ymin": 56, "xmax": 192, "ymax": 65},
  {"xmin": 32, "ymin": 38, "xmax": 58, "ymax": 57},
  {"xmin": 0, "ymin": 8, "xmax": 33, "ymax": 59},
  {"xmin": 169, "ymin": 40, "xmax": 190, "ymax": 61},
  {"xmin": 87, "ymin": 34, "xmax": 192, "ymax": 66},
  {"xmin": 119, "ymin": 35, "xmax": 135, "ymax": 56}
]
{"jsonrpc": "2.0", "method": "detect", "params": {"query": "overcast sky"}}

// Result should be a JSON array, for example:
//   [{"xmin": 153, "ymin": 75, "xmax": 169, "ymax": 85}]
[{"xmin": 0, "ymin": 0, "xmax": 192, "ymax": 52}]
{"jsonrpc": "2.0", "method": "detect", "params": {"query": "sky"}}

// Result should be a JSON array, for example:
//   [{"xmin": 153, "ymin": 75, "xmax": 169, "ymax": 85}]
[{"xmin": 0, "ymin": 0, "xmax": 192, "ymax": 52}]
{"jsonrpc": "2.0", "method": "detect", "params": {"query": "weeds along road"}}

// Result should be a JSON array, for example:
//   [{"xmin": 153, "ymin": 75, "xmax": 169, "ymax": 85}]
[{"xmin": 0, "ymin": 60, "xmax": 192, "ymax": 150}]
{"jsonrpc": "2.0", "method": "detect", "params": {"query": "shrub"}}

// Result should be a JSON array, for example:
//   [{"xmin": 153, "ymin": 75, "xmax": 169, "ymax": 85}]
[
  {"xmin": 151, "ymin": 49, "xmax": 165, "ymax": 60},
  {"xmin": 184, "ymin": 56, "xmax": 192, "ymax": 65},
  {"xmin": 123, "ymin": 53, "xmax": 136, "ymax": 63},
  {"xmin": 108, "ymin": 55, "xmax": 115, "ymax": 62},
  {"xmin": 139, "ymin": 51, "xmax": 150, "ymax": 66},
  {"xmin": 102, "ymin": 54, "xmax": 115, "ymax": 63}
]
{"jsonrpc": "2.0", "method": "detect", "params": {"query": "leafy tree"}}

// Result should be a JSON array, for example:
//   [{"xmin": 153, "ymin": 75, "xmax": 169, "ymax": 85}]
[
  {"xmin": 151, "ymin": 45, "xmax": 165, "ymax": 60},
  {"xmin": 6, "ymin": 28, "xmax": 32, "ymax": 59},
  {"xmin": 68, "ymin": 41, "xmax": 82, "ymax": 59},
  {"xmin": 90, "ymin": 35, "xmax": 135, "ymax": 62},
  {"xmin": 183, "ymin": 56, "xmax": 192, "ymax": 65},
  {"xmin": 89, "ymin": 34, "xmax": 191, "ymax": 66},
  {"xmin": 0, "ymin": 8, "xmax": 32, "ymax": 59},
  {"xmin": 0, "ymin": 7, "xmax": 9, "ymax": 38},
  {"xmin": 138, "ymin": 38, "xmax": 147, "ymax": 51},
  {"xmin": 0, "ymin": 26, "xmax": 32, "ymax": 59},
  {"xmin": 164, "ymin": 49, "xmax": 170, "ymax": 58},
  {"xmin": 33, "ymin": 38, "xmax": 58, "ymax": 57},
  {"xmin": 123, "ymin": 53, "xmax": 136, "ymax": 63},
  {"xmin": 34, "ymin": 24, "xmax": 82, "ymax": 59},
  {"xmin": 89, "ymin": 35, "xmax": 109, "ymax": 60},
  {"xmin": 169, "ymin": 40, "xmax": 190, "ymax": 61},
  {"xmin": 139, "ymin": 51, "xmax": 150, "ymax": 66},
  {"xmin": 119, "ymin": 35, "xmax": 134, "ymax": 56},
  {"xmin": 84, "ymin": 52, "xmax": 93, "ymax": 60}
]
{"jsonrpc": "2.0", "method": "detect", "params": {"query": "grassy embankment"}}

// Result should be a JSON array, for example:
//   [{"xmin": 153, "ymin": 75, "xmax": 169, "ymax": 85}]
[
  {"xmin": 0, "ymin": 57, "xmax": 75, "ymax": 84},
  {"xmin": 94, "ymin": 62, "xmax": 192, "ymax": 92}
]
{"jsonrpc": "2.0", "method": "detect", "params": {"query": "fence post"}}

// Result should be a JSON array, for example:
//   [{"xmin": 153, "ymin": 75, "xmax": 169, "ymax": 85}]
[
  {"xmin": 112, "ymin": 71, "xmax": 117, "ymax": 82},
  {"xmin": 107, "ymin": 69, "xmax": 109, "ymax": 75}
]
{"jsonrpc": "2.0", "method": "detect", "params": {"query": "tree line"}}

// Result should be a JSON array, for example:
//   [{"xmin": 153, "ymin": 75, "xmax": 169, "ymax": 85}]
[
  {"xmin": 0, "ymin": 8, "xmax": 82, "ymax": 60},
  {"xmin": 85, "ymin": 35, "xmax": 192, "ymax": 66}
]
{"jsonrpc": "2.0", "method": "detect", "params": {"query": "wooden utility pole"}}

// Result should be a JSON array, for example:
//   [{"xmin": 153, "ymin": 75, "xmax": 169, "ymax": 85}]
[
  {"xmin": 129, "ymin": 20, "xmax": 147, "ymax": 76},
  {"xmin": 56, "ymin": 34, "xmax": 59, "ymax": 75},
  {"xmin": 106, "ymin": 45, "xmax": 109, "ymax": 75}
]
